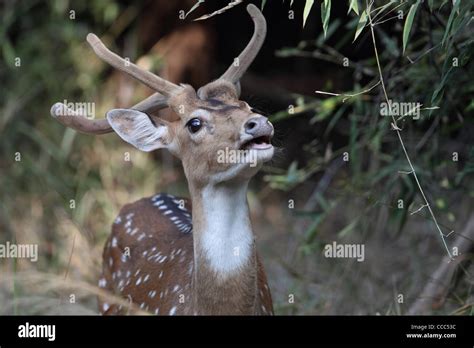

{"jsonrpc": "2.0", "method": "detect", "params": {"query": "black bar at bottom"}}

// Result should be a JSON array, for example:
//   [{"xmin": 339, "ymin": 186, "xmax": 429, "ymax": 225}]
[{"xmin": 0, "ymin": 315, "xmax": 472, "ymax": 346}]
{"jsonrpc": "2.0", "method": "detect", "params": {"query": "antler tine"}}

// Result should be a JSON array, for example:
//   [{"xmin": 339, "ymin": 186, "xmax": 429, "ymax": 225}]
[
  {"xmin": 50, "ymin": 93, "xmax": 168, "ymax": 134},
  {"xmin": 86, "ymin": 33, "xmax": 183, "ymax": 97},
  {"xmin": 219, "ymin": 4, "xmax": 267, "ymax": 85}
]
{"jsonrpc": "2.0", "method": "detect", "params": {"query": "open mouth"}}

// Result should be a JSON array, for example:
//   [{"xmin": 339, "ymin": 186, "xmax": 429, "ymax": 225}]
[{"xmin": 240, "ymin": 135, "xmax": 272, "ymax": 150}]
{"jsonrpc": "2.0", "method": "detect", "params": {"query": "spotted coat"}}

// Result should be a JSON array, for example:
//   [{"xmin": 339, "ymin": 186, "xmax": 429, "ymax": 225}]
[{"xmin": 97, "ymin": 193, "xmax": 273, "ymax": 315}]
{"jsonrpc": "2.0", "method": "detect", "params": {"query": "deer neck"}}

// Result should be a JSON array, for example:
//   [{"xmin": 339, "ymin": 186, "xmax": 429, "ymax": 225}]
[{"xmin": 189, "ymin": 180, "xmax": 258, "ymax": 314}]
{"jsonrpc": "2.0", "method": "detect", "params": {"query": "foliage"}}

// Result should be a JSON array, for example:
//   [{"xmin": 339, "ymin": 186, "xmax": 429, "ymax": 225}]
[
  {"xmin": 268, "ymin": 0, "xmax": 473, "ymax": 261},
  {"xmin": 1, "ymin": 0, "xmax": 473, "ymax": 315}
]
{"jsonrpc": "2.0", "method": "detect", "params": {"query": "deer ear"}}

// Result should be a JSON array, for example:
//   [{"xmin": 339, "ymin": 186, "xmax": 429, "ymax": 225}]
[{"xmin": 106, "ymin": 109, "xmax": 174, "ymax": 152}]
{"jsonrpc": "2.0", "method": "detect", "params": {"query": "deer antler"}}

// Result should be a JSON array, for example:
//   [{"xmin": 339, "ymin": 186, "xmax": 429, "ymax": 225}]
[
  {"xmin": 86, "ymin": 34, "xmax": 183, "ymax": 97},
  {"xmin": 50, "ymin": 93, "xmax": 168, "ymax": 134},
  {"xmin": 52, "ymin": 5, "xmax": 266, "ymax": 134},
  {"xmin": 219, "ymin": 4, "xmax": 267, "ymax": 85},
  {"xmin": 51, "ymin": 33, "xmax": 184, "ymax": 134}
]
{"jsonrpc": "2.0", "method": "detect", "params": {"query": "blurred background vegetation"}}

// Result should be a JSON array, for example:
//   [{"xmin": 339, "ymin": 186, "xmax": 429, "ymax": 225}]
[{"xmin": 0, "ymin": 0, "xmax": 473, "ymax": 315}]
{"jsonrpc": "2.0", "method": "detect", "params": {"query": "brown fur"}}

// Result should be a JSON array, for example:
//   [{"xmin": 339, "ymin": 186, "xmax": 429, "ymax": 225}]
[
  {"xmin": 166, "ymin": 84, "xmax": 263, "ymax": 184},
  {"xmin": 99, "ymin": 81, "xmax": 275, "ymax": 316},
  {"xmin": 98, "ymin": 195, "xmax": 273, "ymax": 315}
]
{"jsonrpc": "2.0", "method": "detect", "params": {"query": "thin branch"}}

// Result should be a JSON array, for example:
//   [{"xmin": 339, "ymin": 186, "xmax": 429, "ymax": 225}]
[
  {"xmin": 193, "ymin": 0, "xmax": 243, "ymax": 21},
  {"xmin": 366, "ymin": 0, "xmax": 453, "ymax": 259},
  {"xmin": 371, "ymin": 1, "xmax": 405, "ymax": 24},
  {"xmin": 373, "ymin": 14, "xmax": 401, "ymax": 26},
  {"xmin": 315, "ymin": 81, "xmax": 381, "ymax": 102}
]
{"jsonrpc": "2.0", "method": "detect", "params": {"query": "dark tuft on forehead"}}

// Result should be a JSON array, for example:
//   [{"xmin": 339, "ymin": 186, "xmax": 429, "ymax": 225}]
[
  {"xmin": 207, "ymin": 98, "xmax": 225, "ymax": 107},
  {"xmin": 199, "ymin": 99, "xmax": 241, "ymax": 114}
]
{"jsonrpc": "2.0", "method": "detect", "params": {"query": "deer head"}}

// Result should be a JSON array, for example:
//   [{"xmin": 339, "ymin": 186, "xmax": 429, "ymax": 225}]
[{"xmin": 51, "ymin": 4, "xmax": 273, "ymax": 187}]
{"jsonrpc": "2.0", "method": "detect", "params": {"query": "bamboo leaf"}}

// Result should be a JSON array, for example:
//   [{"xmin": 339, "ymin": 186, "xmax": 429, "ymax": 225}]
[
  {"xmin": 303, "ymin": 0, "xmax": 315, "ymax": 28},
  {"xmin": 353, "ymin": 9, "xmax": 367, "ymax": 42},
  {"xmin": 428, "ymin": 0, "xmax": 434, "ymax": 12},
  {"xmin": 442, "ymin": 0, "xmax": 461, "ymax": 47},
  {"xmin": 431, "ymin": 66, "xmax": 454, "ymax": 104},
  {"xmin": 348, "ymin": 0, "xmax": 359, "ymax": 15},
  {"xmin": 337, "ymin": 218, "xmax": 359, "ymax": 238},
  {"xmin": 321, "ymin": 0, "xmax": 331, "ymax": 37},
  {"xmin": 402, "ymin": 1, "xmax": 420, "ymax": 54},
  {"xmin": 371, "ymin": 1, "xmax": 396, "ymax": 19}
]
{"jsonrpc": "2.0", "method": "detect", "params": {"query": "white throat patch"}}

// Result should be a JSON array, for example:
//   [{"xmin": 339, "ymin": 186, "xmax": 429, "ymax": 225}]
[{"xmin": 199, "ymin": 184, "xmax": 254, "ymax": 277}]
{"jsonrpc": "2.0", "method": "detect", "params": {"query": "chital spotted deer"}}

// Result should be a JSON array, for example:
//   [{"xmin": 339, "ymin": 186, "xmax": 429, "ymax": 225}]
[{"xmin": 51, "ymin": 4, "xmax": 274, "ymax": 315}]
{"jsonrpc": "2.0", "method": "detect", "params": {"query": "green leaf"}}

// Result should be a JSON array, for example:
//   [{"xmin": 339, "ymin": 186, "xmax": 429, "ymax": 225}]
[
  {"xmin": 428, "ymin": 0, "xmax": 434, "ymax": 12},
  {"xmin": 431, "ymin": 66, "xmax": 454, "ymax": 105},
  {"xmin": 353, "ymin": 9, "xmax": 367, "ymax": 42},
  {"xmin": 316, "ymin": 18, "xmax": 340, "ymax": 45},
  {"xmin": 402, "ymin": 1, "xmax": 420, "ymax": 54},
  {"xmin": 337, "ymin": 218, "xmax": 359, "ymax": 238},
  {"xmin": 261, "ymin": 0, "xmax": 267, "ymax": 10},
  {"xmin": 321, "ymin": 0, "xmax": 331, "ymax": 37},
  {"xmin": 348, "ymin": 0, "xmax": 359, "ymax": 15},
  {"xmin": 371, "ymin": 1, "xmax": 396, "ymax": 19},
  {"xmin": 303, "ymin": 0, "xmax": 315, "ymax": 28},
  {"xmin": 304, "ymin": 213, "xmax": 326, "ymax": 243},
  {"xmin": 2, "ymin": 39, "xmax": 16, "ymax": 67},
  {"xmin": 442, "ymin": 0, "xmax": 461, "ymax": 47}
]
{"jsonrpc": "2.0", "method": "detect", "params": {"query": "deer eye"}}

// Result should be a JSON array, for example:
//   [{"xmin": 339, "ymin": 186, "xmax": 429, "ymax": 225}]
[{"xmin": 186, "ymin": 118, "xmax": 202, "ymax": 134}]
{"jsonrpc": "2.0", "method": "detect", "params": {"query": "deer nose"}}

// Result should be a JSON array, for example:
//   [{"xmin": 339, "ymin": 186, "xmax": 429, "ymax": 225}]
[{"xmin": 244, "ymin": 116, "xmax": 273, "ymax": 136}]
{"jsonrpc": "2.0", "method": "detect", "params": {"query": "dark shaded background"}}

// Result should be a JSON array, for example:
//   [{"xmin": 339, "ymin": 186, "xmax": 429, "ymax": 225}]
[{"xmin": 1, "ymin": 0, "xmax": 473, "ymax": 315}]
